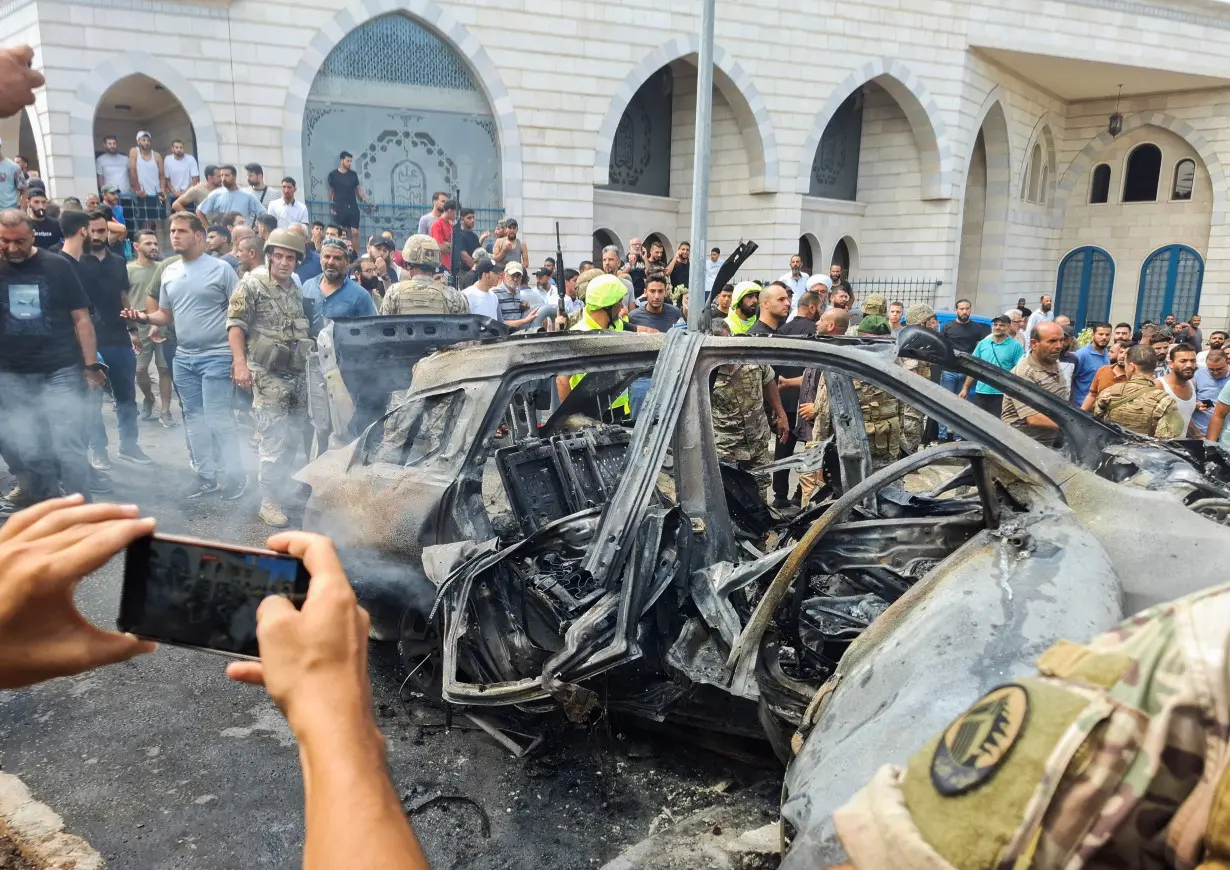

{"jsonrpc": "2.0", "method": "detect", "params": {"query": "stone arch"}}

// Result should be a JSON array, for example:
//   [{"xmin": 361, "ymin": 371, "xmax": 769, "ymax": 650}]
[
  {"xmin": 594, "ymin": 36, "xmax": 781, "ymax": 194},
  {"xmin": 593, "ymin": 227, "xmax": 623, "ymax": 263},
  {"xmin": 68, "ymin": 53, "xmax": 220, "ymax": 186},
  {"xmin": 282, "ymin": 0, "xmax": 524, "ymax": 216},
  {"xmin": 1020, "ymin": 116, "xmax": 1057, "ymax": 205},
  {"xmin": 795, "ymin": 58, "xmax": 953, "ymax": 200},
  {"xmin": 1053, "ymin": 110, "xmax": 1227, "ymax": 227},
  {"xmin": 956, "ymin": 89, "xmax": 1012, "ymax": 313},
  {"xmin": 799, "ymin": 233, "xmax": 820, "ymax": 275}
]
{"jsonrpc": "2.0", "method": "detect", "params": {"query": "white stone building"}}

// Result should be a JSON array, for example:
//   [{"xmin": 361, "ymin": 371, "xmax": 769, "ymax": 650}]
[{"xmin": 3, "ymin": 0, "xmax": 1230, "ymax": 324}]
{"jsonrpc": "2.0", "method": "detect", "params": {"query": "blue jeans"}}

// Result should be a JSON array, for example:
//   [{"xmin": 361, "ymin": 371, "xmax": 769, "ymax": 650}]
[
  {"xmin": 629, "ymin": 377, "xmax": 652, "ymax": 419},
  {"xmin": 174, "ymin": 351, "xmax": 238, "ymax": 481},
  {"xmin": 0, "ymin": 365, "xmax": 91, "ymax": 501},
  {"xmin": 89, "ymin": 343, "xmax": 139, "ymax": 451},
  {"xmin": 939, "ymin": 369, "xmax": 967, "ymax": 440}
]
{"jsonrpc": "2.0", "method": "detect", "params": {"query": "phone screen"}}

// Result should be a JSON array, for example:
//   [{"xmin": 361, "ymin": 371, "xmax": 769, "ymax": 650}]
[{"xmin": 118, "ymin": 534, "xmax": 309, "ymax": 658}]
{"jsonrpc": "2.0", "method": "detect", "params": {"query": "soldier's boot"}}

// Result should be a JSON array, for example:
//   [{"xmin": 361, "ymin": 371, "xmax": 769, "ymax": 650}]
[{"xmin": 259, "ymin": 499, "xmax": 289, "ymax": 529}]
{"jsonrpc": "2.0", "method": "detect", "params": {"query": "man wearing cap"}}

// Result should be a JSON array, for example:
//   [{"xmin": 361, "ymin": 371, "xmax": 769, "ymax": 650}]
[
  {"xmin": 227, "ymin": 229, "xmax": 315, "ymax": 528},
  {"xmin": 380, "ymin": 235, "xmax": 468, "ymax": 316},
  {"xmin": 301, "ymin": 239, "xmax": 377, "ymax": 331},
  {"xmin": 0, "ymin": 137, "xmax": 25, "ymax": 210},
  {"xmin": 491, "ymin": 218, "xmax": 528, "ymax": 270},
  {"xmin": 847, "ymin": 293, "xmax": 888, "ymax": 335},
  {"xmin": 128, "ymin": 131, "xmax": 165, "ymax": 228},
  {"xmin": 492, "ymin": 262, "xmax": 541, "ymax": 330},
  {"xmin": 100, "ymin": 185, "xmax": 127, "ymax": 228},
  {"xmin": 960, "ymin": 313, "xmax": 1025, "ymax": 419},
  {"xmin": 94, "ymin": 135, "xmax": 131, "ymax": 196}
]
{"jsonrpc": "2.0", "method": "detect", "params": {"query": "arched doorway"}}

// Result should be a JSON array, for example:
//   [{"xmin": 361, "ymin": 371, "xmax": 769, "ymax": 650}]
[
  {"xmin": 957, "ymin": 99, "xmax": 1011, "ymax": 315},
  {"xmin": 92, "ymin": 74, "xmax": 196, "ymax": 171},
  {"xmin": 798, "ymin": 235, "xmax": 817, "ymax": 275},
  {"xmin": 644, "ymin": 231, "xmax": 672, "ymax": 255},
  {"xmin": 593, "ymin": 228, "xmax": 622, "ymax": 264},
  {"xmin": 1055, "ymin": 247, "xmax": 1115, "ymax": 329},
  {"xmin": 1137, "ymin": 245, "xmax": 1204, "ymax": 323},
  {"xmin": 302, "ymin": 12, "xmax": 502, "ymax": 243},
  {"xmin": 832, "ymin": 237, "xmax": 858, "ymax": 282}
]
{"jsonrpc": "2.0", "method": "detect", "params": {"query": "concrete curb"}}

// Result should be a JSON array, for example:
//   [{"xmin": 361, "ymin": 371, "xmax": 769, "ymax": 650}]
[{"xmin": 0, "ymin": 773, "xmax": 104, "ymax": 869}]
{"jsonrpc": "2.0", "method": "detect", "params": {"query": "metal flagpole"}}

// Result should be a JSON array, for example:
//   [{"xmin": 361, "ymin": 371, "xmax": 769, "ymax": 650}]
[{"xmin": 686, "ymin": 0, "xmax": 716, "ymax": 331}]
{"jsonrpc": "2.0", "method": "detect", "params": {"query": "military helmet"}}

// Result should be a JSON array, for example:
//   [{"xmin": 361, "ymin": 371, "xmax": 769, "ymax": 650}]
[
  {"xmin": 586, "ymin": 274, "xmax": 628, "ymax": 311},
  {"xmin": 402, "ymin": 234, "xmax": 442, "ymax": 269},
  {"xmin": 264, "ymin": 228, "xmax": 305, "ymax": 260}
]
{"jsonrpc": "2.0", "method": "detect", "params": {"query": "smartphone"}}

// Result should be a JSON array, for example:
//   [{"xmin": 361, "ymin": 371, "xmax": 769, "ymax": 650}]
[{"xmin": 118, "ymin": 533, "xmax": 310, "ymax": 659}]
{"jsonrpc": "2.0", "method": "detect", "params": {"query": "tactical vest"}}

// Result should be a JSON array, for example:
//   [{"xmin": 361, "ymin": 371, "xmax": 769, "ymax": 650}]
[
  {"xmin": 834, "ymin": 583, "xmax": 1230, "ymax": 870},
  {"xmin": 244, "ymin": 271, "xmax": 313, "ymax": 373}
]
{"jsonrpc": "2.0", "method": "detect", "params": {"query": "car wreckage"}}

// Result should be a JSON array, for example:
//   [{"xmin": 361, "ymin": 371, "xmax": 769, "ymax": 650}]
[{"xmin": 297, "ymin": 316, "xmax": 1230, "ymax": 865}]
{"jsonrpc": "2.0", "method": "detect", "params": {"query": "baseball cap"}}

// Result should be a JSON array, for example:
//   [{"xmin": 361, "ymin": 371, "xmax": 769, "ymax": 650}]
[
  {"xmin": 504, "ymin": 261, "xmax": 525, "ymax": 276},
  {"xmin": 805, "ymin": 274, "xmax": 833, "ymax": 292},
  {"xmin": 101, "ymin": 184, "xmax": 120, "ymax": 195},
  {"xmin": 475, "ymin": 259, "xmax": 499, "ymax": 276},
  {"xmin": 368, "ymin": 236, "xmax": 393, "ymax": 251},
  {"xmin": 136, "ymin": 130, "xmax": 151, "ymax": 141},
  {"xmin": 533, "ymin": 268, "xmax": 551, "ymax": 277}
]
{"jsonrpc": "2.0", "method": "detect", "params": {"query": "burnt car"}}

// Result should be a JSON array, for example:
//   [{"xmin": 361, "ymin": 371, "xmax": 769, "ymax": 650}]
[{"xmin": 297, "ymin": 324, "xmax": 1230, "ymax": 751}]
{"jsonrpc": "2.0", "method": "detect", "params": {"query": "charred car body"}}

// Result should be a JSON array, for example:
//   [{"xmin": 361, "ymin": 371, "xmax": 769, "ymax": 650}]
[{"xmin": 299, "ymin": 321, "xmax": 1230, "ymax": 765}]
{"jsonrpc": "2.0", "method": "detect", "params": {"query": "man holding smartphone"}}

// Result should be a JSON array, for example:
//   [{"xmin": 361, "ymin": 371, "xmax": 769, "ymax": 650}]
[{"xmin": 0, "ymin": 496, "xmax": 430, "ymax": 869}]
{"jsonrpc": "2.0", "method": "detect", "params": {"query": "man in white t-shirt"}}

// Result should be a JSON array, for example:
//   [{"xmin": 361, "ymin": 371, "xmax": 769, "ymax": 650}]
[
  {"xmin": 266, "ymin": 176, "xmax": 310, "ymax": 229},
  {"xmin": 1025, "ymin": 294, "xmax": 1055, "ymax": 338},
  {"xmin": 94, "ymin": 135, "xmax": 132, "ymax": 194},
  {"xmin": 778, "ymin": 254, "xmax": 809, "ymax": 314},
  {"xmin": 163, "ymin": 139, "xmax": 199, "ymax": 201},
  {"xmin": 462, "ymin": 260, "xmax": 501, "ymax": 320}
]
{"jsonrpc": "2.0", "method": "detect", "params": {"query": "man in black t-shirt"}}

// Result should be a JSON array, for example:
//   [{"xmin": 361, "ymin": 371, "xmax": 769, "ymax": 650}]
[
  {"xmin": 938, "ymin": 298, "xmax": 990, "ymax": 440},
  {"xmin": 326, "ymin": 151, "xmax": 370, "ymax": 252},
  {"xmin": 0, "ymin": 209, "xmax": 102, "ymax": 504},
  {"xmin": 455, "ymin": 208, "xmax": 481, "ymax": 273},
  {"xmin": 26, "ymin": 191, "xmax": 62, "ymax": 249}
]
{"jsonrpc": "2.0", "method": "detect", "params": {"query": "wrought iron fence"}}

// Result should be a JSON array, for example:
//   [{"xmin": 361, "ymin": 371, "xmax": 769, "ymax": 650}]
[
  {"xmin": 849, "ymin": 278, "xmax": 943, "ymax": 310},
  {"xmin": 304, "ymin": 200, "xmax": 504, "ymax": 247}
]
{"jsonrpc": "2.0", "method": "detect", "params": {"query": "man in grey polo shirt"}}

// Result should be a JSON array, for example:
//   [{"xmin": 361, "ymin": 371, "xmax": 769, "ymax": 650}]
[{"xmin": 123, "ymin": 212, "xmax": 246, "ymax": 499}]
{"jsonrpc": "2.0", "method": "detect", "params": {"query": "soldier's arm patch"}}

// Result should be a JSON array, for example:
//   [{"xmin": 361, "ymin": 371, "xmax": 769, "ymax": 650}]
[{"xmin": 931, "ymin": 683, "xmax": 1029, "ymax": 797}]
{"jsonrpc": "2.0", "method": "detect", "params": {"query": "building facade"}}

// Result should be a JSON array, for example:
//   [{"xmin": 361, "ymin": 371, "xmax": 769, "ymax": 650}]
[{"xmin": 3, "ymin": 0, "xmax": 1230, "ymax": 323}]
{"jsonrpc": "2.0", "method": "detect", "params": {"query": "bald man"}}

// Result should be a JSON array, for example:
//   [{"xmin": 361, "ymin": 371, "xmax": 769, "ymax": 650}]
[
  {"xmin": 1000, "ymin": 321, "xmax": 1069, "ymax": 447},
  {"xmin": 795, "ymin": 308, "xmax": 850, "ymax": 504}
]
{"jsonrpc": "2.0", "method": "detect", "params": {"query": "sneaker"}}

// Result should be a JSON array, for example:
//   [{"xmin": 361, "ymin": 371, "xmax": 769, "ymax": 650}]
[
  {"xmin": 140, "ymin": 397, "xmax": 155, "ymax": 421},
  {"xmin": 119, "ymin": 444, "xmax": 154, "ymax": 465},
  {"xmin": 258, "ymin": 499, "xmax": 289, "ymax": 528},
  {"xmin": 185, "ymin": 477, "xmax": 221, "ymax": 499},
  {"xmin": 221, "ymin": 475, "xmax": 249, "ymax": 501},
  {"xmin": 89, "ymin": 449, "xmax": 112, "ymax": 471},
  {"xmin": 159, "ymin": 411, "xmax": 177, "ymax": 429},
  {"xmin": 89, "ymin": 471, "xmax": 113, "ymax": 494}
]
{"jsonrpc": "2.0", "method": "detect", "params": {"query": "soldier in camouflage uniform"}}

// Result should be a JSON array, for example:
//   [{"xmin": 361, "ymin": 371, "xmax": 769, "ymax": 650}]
[
  {"xmin": 380, "ymin": 234, "xmax": 469, "ymax": 316},
  {"xmin": 710, "ymin": 282, "xmax": 790, "ymax": 473},
  {"xmin": 834, "ymin": 580, "xmax": 1230, "ymax": 869},
  {"xmin": 1093, "ymin": 344, "xmax": 1186, "ymax": 439},
  {"xmin": 795, "ymin": 308, "xmax": 850, "ymax": 504},
  {"xmin": 227, "ymin": 229, "xmax": 314, "ymax": 528},
  {"xmin": 854, "ymin": 315, "xmax": 902, "ymax": 469},
  {"xmin": 899, "ymin": 303, "xmax": 938, "ymax": 453}
]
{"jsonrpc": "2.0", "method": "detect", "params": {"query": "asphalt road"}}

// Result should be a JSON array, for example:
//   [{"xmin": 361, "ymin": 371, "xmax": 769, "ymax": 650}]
[{"xmin": 0, "ymin": 396, "xmax": 778, "ymax": 869}]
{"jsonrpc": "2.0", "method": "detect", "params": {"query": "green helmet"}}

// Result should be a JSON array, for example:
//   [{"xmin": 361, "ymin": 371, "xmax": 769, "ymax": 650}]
[
  {"xmin": 402, "ymin": 234, "xmax": 442, "ymax": 269},
  {"xmin": 264, "ymin": 228, "xmax": 305, "ymax": 260},
  {"xmin": 585, "ymin": 274, "xmax": 627, "ymax": 310}
]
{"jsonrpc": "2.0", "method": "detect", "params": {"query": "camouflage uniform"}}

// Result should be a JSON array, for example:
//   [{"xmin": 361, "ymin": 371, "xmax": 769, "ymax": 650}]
[
  {"xmin": 1092, "ymin": 375, "xmax": 1186, "ymax": 439},
  {"xmin": 899, "ymin": 304, "xmax": 936, "ymax": 453},
  {"xmin": 834, "ymin": 582, "xmax": 1230, "ymax": 870},
  {"xmin": 795, "ymin": 367, "xmax": 830, "ymax": 504},
  {"xmin": 712, "ymin": 362, "xmax": 775, "ymax": 467},
  {"xmin": 380, "ymin": 274, "xmax": 469, "ymax": 316},
  {"xmin": 855, "ymin": 379, "xmax": 902, "ymax": 470},
  {"xmin": 225, "ymin": 266, "xmax": 313, "ymax": 503}
]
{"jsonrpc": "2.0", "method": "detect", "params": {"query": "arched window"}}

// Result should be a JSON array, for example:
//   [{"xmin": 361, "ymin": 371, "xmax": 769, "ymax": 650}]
[
  {"xmin": 1089, "ymin": 164, "xmax": 1111, "ymax": 204},
  {"xmin": 1137, "ymin": 245, "xmax": 1204, "ymax": 323},
  {"xmin": 1039, "ymin": 164, "xmax": 1049, "ymax": 204},
  {"xmin": 1055, "ymin": 247, "xmax": 1115, "ymax": 330},
  {"xmin": 1172, "ymin": 159, "xmax": 1196, "ymax": 201},
  {"xmin": 1123, "ymin": 143, "xmax": 1162, "ymax": 202},
  {"xmin": 1024, "ymin": 143, "xmax": 1042, "ymax": 202}
]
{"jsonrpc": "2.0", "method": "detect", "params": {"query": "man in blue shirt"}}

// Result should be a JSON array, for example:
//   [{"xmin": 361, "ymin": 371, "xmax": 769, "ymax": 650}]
[
  {"xmin": 1069, "ymin": 322, "xmax": 1112, "ymax": 407},
  {"xmin": 1192, "ymin": 349, "xmax": 1229, "ymax": 437},
  {"xmin": 300, "ymin": 239, "xmax": 376, "ymax": 333},
  {"xmin": 960, "ymin": 313, "xmax": 1025, "ymax": 418}
]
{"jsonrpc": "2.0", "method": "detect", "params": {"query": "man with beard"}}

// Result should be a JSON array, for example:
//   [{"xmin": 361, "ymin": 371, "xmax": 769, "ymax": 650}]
[
  {"xmin": 711, "ymin": 281, "xmax": 790, "ymax": 474},
  {"xmin": 1081, "ymin": 339, "xmax": 1132, "ymax": 412},
  {"xmin": 68, "ymin": 210, "xmax": 150, "ymax": 468},
  {"xmin": 302, "ymin": 239, "xmax": 377, "ymax": 329},
  {"xmin": 778, "ymin": 254, "xmax": 809, "ymax": 314},
  {"xmin": 1093, "ymin": 345, "xmax": 1185, "ymax": 438},
  {"xmin": 234, "ymin": 235, "xmax": 263, "ymax": 279},
  {"xmin": 1016, "ymin": 296, "xmax": 1032, "ymax": 320},
  {"xmin": 0, "ymin": 209, "xmax": 100, "ymax": 506},
  {"xmin": 1025, "ymin": 293, "xmax": 1055, "ymax": 337},
  {"xmin": 1198, "ymin": 330, "xmax": 1227, "ymax": 368},
  {"xmin": 491, "ymin": 217, "xmax": 529, "ymax": 270},
  {"xmin": 128, "ymin": 229, "xmax": 175, "ymax": 427},
  {"xmin": 1157, "ymin": 343, "xmax": 1200, "ymax": 436},
  {"xmin": 227, "ymin": 230, "xmax": 314, "ymax": 528},
  {"xmin": 747, "ymin": 283, "xmax": 802, "ymax": 507},
  {"xmin": 1000, "ymin": 321, "xmax": 1069, "ymax": 447},
  {"xmin": 1070, "ymin": 321, "xmax": 1113, "ymax": 407},
  {"xmin": 127, "ymin": 131, "xmax": 165, "ymax": 229},
  {"xmin": 938, "ymin": 298, "xmax": 989, "ymax": 438},
  {"xmin": 1192, "ymin": 349, "xmax": 1229, "ymax": 437},
  {"xmin": 667, "ymin": 241, "xmax": 691, "ymax": 292},
  {"xmin": 1113, "ymin": 321, "xmax": 1133, "ymax": 344},
  {"xmin": 356, "ymin": 257, "xmax": 386, "ymax": 309},
  {"xmin": 162, "ymin": 139, "xmax": 199, "ymax": 208},
  {"xmin": 26, "ymin": 190, "xmax": 61, "ymax": 249},
  {"xmin": 94, "ymin": 135, "xmax": 131, "ymax": 195},
  {"xmin": 197, "ymin": 165, "xmax": 266, "ymax": 227}
]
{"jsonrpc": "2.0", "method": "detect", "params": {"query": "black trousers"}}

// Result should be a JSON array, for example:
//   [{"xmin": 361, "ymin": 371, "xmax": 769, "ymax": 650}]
[
  {"xmin": 971, "ymin": 392, "xmax": 1004, "ymax": 418},
  {"xmin": 772, "ymin": 409, "xmax": 799, "ymax": 501}
]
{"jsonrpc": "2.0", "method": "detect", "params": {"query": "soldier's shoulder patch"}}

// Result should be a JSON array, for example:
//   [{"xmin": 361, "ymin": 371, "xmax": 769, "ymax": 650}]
[{"xmin": 931, "ymin": 683, "xmax": 1029, "ymax": 797}]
